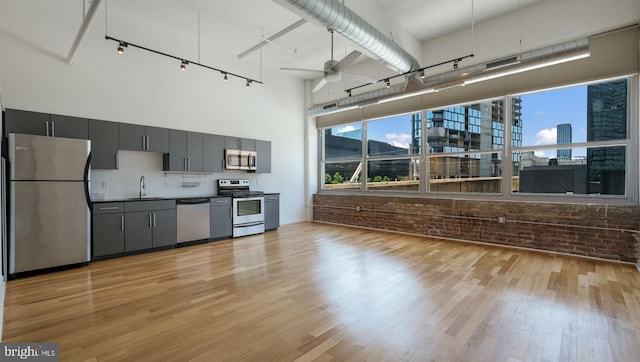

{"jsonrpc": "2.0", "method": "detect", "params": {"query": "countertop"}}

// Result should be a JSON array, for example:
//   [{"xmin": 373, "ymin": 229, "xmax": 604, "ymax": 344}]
[{"xmin": 92, "ymin": 193, "xmax": 279, "ymax": 203}]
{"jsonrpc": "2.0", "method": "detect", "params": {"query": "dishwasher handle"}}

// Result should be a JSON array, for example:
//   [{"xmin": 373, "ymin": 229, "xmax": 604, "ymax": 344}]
[{"xmin": 176, "ymin": 198, "xmax": 211, "ymax": 205}]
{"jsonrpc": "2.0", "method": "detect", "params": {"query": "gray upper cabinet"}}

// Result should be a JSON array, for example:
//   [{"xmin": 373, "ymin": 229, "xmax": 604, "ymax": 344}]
[
  {"xmin": 119, "ymin": 124, "xmax": 169, "ymax": 152},
  {"xmin": 187, "ymin": 132, "xmax": 203, "ymax": 172},
  {"xmin": 224, "ymin": 136, "xmax": 256, "ymax": 151},
  {"xmin": 49, "ymin": 114, "xmax": 89, "ymax": 139},
  {"xmin": 5, "ymin": 109, "xmax": 49, "ymax": 136},
  {"xmin": 89, "ymin": 119, "xmax": 119, "ymax": 170},
  {"xmin": 5, "ymin": 109, "xmax": 88, "ymax": 139},
  {"xmin": 164, "ymin": 130, "xmax": 203, "ymax": 172},
  {"xmin": 255, "ymin": 140, "xmax": 272, "ymax": 173},
  {"xmin": 202, "ymin": 134, "xmax": 225, "ymax": 173}
]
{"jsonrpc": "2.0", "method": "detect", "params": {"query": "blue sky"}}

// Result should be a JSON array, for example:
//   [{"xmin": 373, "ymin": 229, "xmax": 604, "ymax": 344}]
[{"xmin": 335, "ymin": 84, "xmax": 588, "ymax": 158}]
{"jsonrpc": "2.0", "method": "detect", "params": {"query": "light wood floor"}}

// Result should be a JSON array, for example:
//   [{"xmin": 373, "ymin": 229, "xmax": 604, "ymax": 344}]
[{"xmin": 3, "ymin": 222, "xmax": 640, "ymax": 361}]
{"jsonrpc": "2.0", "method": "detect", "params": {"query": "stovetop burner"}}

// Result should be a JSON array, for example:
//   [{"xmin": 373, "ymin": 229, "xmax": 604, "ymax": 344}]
[{"xmin": 217, "ymin": 179, "xmax": 264, "ymax": 198}]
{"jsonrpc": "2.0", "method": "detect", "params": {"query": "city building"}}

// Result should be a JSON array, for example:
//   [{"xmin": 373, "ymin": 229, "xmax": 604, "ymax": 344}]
[
  {"xmin": 586, "ymin": 79, "xmax": 627, "ymax": 194},
  {"xmin": 557, "ymin": 123, "xmax": 572, "ymax": 160}
]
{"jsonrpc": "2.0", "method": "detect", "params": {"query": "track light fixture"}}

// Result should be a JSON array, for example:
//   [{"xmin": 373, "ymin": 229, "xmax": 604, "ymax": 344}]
[
  {"xmin": 105, "ymin": 36, "xmax": 262, "ymax": 87},
  {"xmin": 117, "ymin": 42, "xmax": 127, "ymax": 54},
  {"xmin": 342, "ymin": 54, "xmax": 474, "ymax": 97}
]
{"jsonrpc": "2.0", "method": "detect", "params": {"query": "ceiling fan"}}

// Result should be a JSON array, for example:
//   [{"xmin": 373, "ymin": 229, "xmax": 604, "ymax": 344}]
[{"xmin": 281, "ymin": 29, "xmax": 376, "ymax": 92}]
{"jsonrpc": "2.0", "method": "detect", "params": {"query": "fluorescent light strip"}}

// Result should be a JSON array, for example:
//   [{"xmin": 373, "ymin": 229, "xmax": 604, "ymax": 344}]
[{"xmin": 464, "ymin": 49, "xmax": 590, "ymax": 85}]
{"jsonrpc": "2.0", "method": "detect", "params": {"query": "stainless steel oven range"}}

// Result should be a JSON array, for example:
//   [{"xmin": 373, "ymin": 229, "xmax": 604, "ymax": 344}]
[{"xmin": 217, "ymin": 179, "xmax": 264, "ymax": 237}]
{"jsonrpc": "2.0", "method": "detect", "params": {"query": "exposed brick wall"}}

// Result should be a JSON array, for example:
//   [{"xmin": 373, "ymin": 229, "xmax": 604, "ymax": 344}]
[{"xmin": 313, "ymin": 194, "xmax": 640, "ymax": 263}]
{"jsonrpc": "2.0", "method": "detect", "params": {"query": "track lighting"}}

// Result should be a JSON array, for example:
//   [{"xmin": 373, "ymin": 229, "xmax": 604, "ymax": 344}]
[
  {"xmin": 347, "ymin": 90, "xmax": 352, "ymax": 97},
  {"xmin": 453, "ymin": 60, "xmax": 459, "ymax": 69},
  {"xmin": 385, "ymin": 79, "xmax": 391, "ymax": 88},
  {"xmin": 419, "ymin": 70, "xmax": 425, "ymax": 79},
  {"xmin": 117, "ymin": 42, "xmax": 127, "ymax": 54},
  {"xmin": 105, "ymin": 36, "xmax": 262, "ymax": 86}
]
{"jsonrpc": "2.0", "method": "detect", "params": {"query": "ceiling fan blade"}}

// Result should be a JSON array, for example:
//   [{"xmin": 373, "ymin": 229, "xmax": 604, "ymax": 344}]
[
  {"xmin": 312, "ymin": 78, "xmax": 328, "ymax": 92},
  {"xmin": 280, "ymin": 67, "xmax": 325, "ymax": 75},
  {"xmin": 334, "ymin": 50, "xmax": 362, "ymax": 71},
  {"xmin": 341, "ymin": 70, "xmax": 379, "ymax": 84}
]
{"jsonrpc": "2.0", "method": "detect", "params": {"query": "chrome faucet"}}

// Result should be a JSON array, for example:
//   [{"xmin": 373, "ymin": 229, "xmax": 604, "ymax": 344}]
[{"xmin": 139, "ymin": 176, "xmax": 146, "ymax": 199}]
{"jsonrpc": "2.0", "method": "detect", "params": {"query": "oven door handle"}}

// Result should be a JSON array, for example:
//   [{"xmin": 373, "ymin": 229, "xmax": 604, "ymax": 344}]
[{"xmin": 235, "ymin": 221, "xmax": 264, "ymax": 228}]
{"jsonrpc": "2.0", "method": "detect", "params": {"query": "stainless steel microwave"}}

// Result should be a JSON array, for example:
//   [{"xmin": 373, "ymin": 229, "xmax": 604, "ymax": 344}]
[{"xmin": 225, "ymin": 149, "xmax": 257, "ymax": 171}]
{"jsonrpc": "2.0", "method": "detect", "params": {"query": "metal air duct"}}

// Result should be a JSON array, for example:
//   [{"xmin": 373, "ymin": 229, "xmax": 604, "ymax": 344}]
[{"xmin": 278, "ymin": 0, "xmax": 421, "ymax": 73}]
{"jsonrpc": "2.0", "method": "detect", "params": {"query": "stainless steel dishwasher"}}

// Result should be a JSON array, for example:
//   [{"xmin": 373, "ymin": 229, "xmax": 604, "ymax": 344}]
[{"xmin": 176, "ymin": 198, "xmax": 211, "ymax": 243}]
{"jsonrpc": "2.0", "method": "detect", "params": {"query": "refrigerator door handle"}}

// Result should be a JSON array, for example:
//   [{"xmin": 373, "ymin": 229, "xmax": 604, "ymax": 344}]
[{"xmin": 83, "ymin": 152, "xmax": 92, "ymax": 209}]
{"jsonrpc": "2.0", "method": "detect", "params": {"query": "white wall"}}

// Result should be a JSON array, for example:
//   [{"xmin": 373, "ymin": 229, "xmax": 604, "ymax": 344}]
[{"xmin": 0, "ymin": 1, "xmax": 307, "ymax": 225}]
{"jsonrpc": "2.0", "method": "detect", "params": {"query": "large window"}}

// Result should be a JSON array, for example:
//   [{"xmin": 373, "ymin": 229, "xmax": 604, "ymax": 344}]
[
  {"xmin": 513, "ymin": 79, "xmax": 628, "ymax": 195},
  {"xmin": 319, "ymin": 77, "xmax": 635, "ymax": 200}
]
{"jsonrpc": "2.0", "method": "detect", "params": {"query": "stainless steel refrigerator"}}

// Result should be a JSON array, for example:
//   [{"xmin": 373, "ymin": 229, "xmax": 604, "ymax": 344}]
[{"xmin": 9, "ymin": 133, "xmax": 91, "ymax": 275}]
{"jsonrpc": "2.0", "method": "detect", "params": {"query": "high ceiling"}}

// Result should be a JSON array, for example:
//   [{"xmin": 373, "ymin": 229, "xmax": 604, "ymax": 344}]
[{"xmin": 105, "ymin": 0, "xmax": 544, "ymax": 82}]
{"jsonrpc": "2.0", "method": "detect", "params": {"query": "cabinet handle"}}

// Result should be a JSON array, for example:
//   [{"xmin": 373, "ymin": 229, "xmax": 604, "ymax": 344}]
[
  {"xmin": 153, "ymin": 212, "xmax": 156, "ymax": 227},
  {"xmin": 149, "ymin": 212, "xmax": 153, "ymax": 227},
  {"xmin": 99, "ymin": 206, "xmax": 120, "ymax": 210},
  {"xmin": 142, "ymin": 136, "xmax": 146, "ymax": 150},
  {"xmin": 121, "ymin": 214, "xmax": 125, "ymax": 231},
  {"xmin": 45, "ymin": 121, "xmax": 50, "ymax": 136},
  {"xmin": 184, "ymin": 158, "xmax": 187, "ymax": 170},
  {"xmin": 115, "ymin": 153, "xmax": 119, "ymax": 168},
  {"xmin": 146, "ymin": 136, "xmax": 150, "ymax": 150},
  {"xmin": 51, "ymin": 121, "xmax": 55, "ymax": 137},
  {"xmin": 187, "ymin": 157, "xmax": 191, "ymax": 170}
]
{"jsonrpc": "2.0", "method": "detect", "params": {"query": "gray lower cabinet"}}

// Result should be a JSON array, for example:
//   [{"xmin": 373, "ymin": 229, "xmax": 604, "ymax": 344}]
[
  {"xmin": 92, "ymin": 202, "xmax": 125, "ymax": 258},
  {"xmin": 124, "ymin": 200, "xmax": 177, "ymax": 251},
  {"xmin": 210, "ymin": 197, "xmax": 232, "ymax": 239},
  {"xmin": 265, "ymin": 194, "xmax": 280, "ymax": 231},
  {"xmin": 89, "ymin": 119, "xmax": 119, "ymax": 169}
]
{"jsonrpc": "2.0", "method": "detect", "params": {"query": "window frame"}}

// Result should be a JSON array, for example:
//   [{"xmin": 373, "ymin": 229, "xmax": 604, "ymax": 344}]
[{"xmin": 318, "ymin": 75, "xmax": 639, "ymax": 204}]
